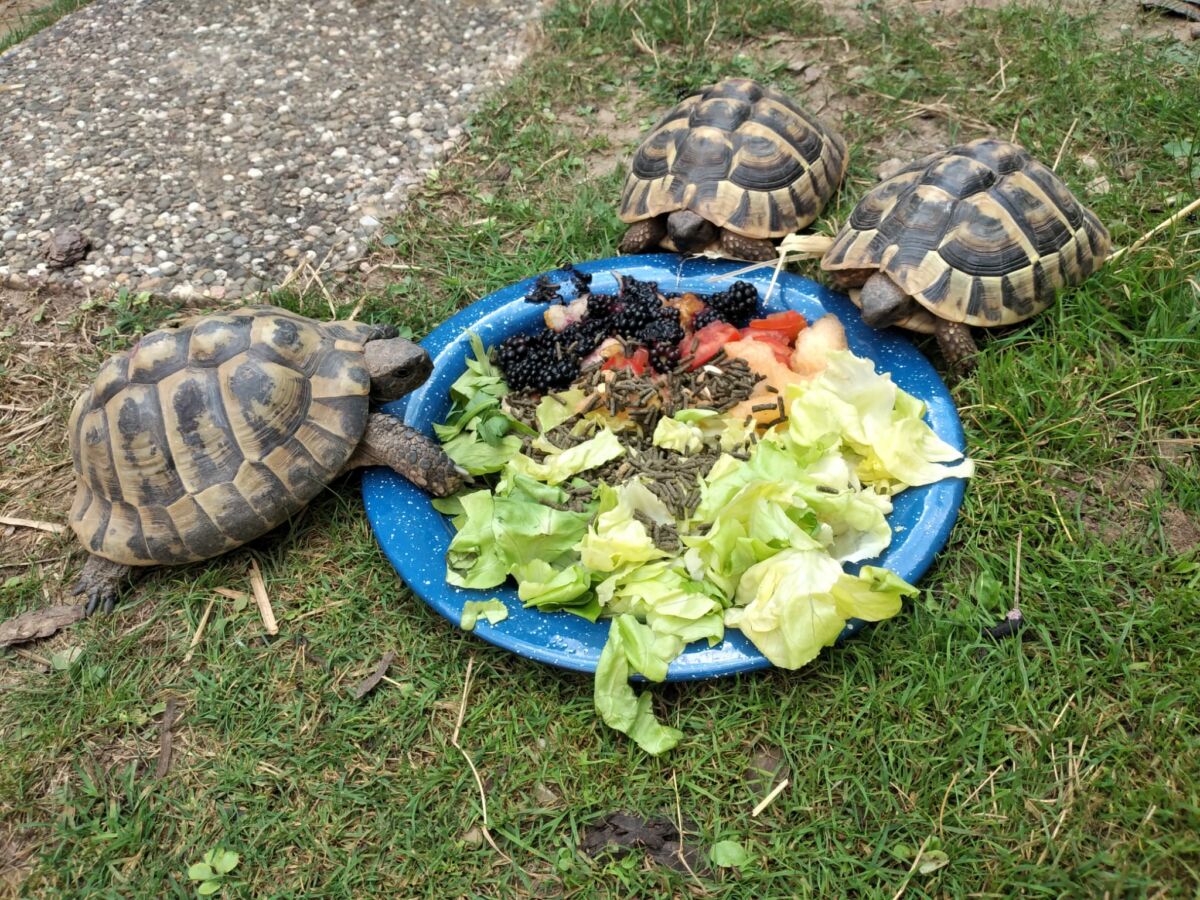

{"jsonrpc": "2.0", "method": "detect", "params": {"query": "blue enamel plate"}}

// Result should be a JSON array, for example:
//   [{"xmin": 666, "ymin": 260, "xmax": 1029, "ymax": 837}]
[{"xmin": 362, "ymin": 254, "xmax": 968, "ymax": 682}]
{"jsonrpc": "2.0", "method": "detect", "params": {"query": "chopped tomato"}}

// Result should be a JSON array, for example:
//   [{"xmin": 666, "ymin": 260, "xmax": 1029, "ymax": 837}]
[
  {"xmin": 680, "ymin": 321, "xmax": 741, "ymax": 369},
  {"xmin": 739, "ymin": 327, "xmax": 794, "ymax": 347},
  {"xmin": 747, "ymin": 310, "xmax": 807, "ymax": 340},
  {"xmin": 602, "ymin": 347, "xmax": 650, "ymax": 376}
]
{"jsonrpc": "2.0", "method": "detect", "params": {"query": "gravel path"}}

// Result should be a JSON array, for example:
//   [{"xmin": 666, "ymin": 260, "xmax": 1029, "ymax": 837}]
[{"xmin": 0, "ymin": 0, "xmax": 540, "ymax": 300}]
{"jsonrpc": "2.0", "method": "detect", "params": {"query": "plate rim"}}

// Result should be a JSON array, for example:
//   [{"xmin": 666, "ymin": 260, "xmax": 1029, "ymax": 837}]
[{"xmin": 362, "ymin": 253, "xmax": 968, "ymax": 681}]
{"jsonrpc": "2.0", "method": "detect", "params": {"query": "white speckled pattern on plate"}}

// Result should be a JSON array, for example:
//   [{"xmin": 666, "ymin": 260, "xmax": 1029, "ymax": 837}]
[{"xmin": 362, "ymin": 254, "xmax": 969, "ymax": 682}]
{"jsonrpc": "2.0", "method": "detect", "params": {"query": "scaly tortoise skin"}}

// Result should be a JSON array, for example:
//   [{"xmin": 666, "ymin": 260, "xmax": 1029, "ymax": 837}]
[
  {"xmin": 618, "ymin": 77, "xmax": 849, "ymax": 261},
  {"xmin": 821, "ymin": 138, "xmax": 1110, "ymax": 371},
  {"xmin": 67, "ymin": 305, "xmax": 464, "ymax": 614}
]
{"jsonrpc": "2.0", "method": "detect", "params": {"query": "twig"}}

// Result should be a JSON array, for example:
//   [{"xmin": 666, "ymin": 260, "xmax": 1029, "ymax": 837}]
[
  {"xmin": 351, "ymin": 650, "xmax": 396, "ymax": 699},
  {"xmin": 751, "ymin": 777, "xmax": 790, "ymax": 816},
  {"xmin": 0, "ymin": 514, "xmax": 64, "ymax": 534},
  {"xmin": 11, "ymin": 647, "xmax": 51, "ymax": 667},
  {"xmin": 214, "ymin": 587, "xmax": 249, "ymax": 603},
  {"xmin": 448, "ymin": 655, "xmax": 521, "ymax": 868},
  {"xmin": 1109, "ymin": 196, "xmax": 1200, "ymax": 262},
  {"xmin": 1052, "ymin": 118, "xmax": 1078, "ymax": 172},
  {"xmin": 530, "ymin": 148, "xmax": 569, "ymax": 178},
  {"xmin": 891, "ymin": 835, "xmax": 932, "ymax": 900},
  {"xmin": 247, "ymin": 560, "xmax": 278, "ymax": 635},
  {"xmin": 670, "ymin": 771, "xmax": 707, "ymax": 891},
  {"xmin": 181, "ymin": 599, "xmax": 216, "ymax": 665},
  {"xmin": 154, "ymin": 697, "xmax": 179, "ymax": 779}
]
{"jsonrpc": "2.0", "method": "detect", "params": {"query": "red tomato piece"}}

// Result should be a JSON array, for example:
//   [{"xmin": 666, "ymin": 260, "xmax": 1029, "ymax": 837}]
[
  {"xmin": 680, "ymin": 321, "xmax": 741, "ymax": 369},
  {"xmin": 739, "ymin": 327, "xmax": 794, "ymax": 347},
  {"xmin": 602, "ymin": 347, "xmax": 650, "ymax": 376},
  {"xmin": 747, "ymin": 310, "xmax": 807, "ymax": 340}
]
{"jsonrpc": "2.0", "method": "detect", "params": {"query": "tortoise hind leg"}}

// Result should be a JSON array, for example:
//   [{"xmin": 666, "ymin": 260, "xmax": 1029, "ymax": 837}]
[
  {"xmin": 344, "ymin": 413, "xmax": 467, "ymax": 497},
  {"xmin": 719, "ymin": 230, "xmax": 776, "ymax": 262},
  {"xmin": 933, "ymin": 318, "xmax": 978, "ymax": 373},
  {"xmin": 619, "ymin": 218, "xmax": 667, "ymax": 254},
  {"xmin": 72, "ymin": 554, "xmax": 136, "ymax": 616}
]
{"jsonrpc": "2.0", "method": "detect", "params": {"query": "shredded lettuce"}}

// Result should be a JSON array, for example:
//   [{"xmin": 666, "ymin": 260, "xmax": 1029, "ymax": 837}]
[
  {"xmin": 726, "ymin": 550, "xmax": 918, "ymax": 668},
  {"xmin": 594, "ymin": 615, "xmax": 684, "ymax": 755},
  {"xmin": 784, "ymin": 351, "xmax": 974, "ymax": 491},
  {"xmin": 504, "ymin": 427, "xmax": 625, "ymax": 485},
  {"xmin": 460, "ymin": 599, "xmax": 509, "ymax": 630}
]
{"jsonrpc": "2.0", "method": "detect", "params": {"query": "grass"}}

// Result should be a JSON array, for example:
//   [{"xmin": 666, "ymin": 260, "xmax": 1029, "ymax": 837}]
[
  {"xmin": 0, "ymin": 0, "xmax": 90, "ymax": 55},
  {"xmin": 2, "ymin": 0, "xmax": 1200, "ymax": 895}
]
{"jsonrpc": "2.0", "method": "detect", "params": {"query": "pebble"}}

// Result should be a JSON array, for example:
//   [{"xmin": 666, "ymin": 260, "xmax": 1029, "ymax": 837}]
[{"xmin": 0, "ymin": 0, "xmax": 541, "ymax": 297}]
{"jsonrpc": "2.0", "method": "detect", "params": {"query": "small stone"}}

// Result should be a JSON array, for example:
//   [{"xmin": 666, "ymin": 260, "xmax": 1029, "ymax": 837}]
[
  {"xmin": 1078, "ymin": 154, "xmax": 1100, "ymax": 171},
  {"xmin": 1086, "ymin": 175, "xmax": 1112, "ymax": 195},
  {"xmin": 359, "ymin": 215, "xmax": 380, "ymax": 229},
  {"xmin": 406, "ymin": 111, "xmax": 424, "ymax": 129},
  {"xmin": 209, "ymin": 285, "xmax": 226, "ymax": 300},
  {"xmin": 331, "ymin": 147, "xmax": 349, "ymax": 159},
  {"xmin": 247, "ymin": 168, "xmax": 264, "ymax": 178},
  {"xmin": 160, "ymin": 261, "xmax": 179, "ymax": 276}
]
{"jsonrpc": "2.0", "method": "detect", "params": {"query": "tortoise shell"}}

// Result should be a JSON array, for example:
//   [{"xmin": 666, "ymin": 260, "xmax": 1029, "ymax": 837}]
[
  {"xmin": 618, "ymin": 77, "xmax": 849, "ymax": 239},
  {"xmin": 68, "ymin": 306, "xmax": 383, "ymax": 566},
  {"xmin": 822, "ymin": 138, "xmax": 1110, "ymax": 328}
]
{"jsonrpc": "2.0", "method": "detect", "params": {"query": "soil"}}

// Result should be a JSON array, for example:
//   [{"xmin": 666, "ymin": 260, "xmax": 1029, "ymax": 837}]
[
  {"xmin": 1051, "ymin": 461, "xmax": 1200, "ymax": 554},
  {"xmin": 0, "ymin": 0, "xmax": 49, "ymax": 39}
]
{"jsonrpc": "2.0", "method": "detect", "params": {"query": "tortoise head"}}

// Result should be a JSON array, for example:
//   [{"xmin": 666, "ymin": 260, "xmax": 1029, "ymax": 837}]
[
  {"xmin": 859, "ymin": 272, "xmax": 921, "ymax": 329},
  {"xmin": 666, "ymin": 210, "xmax": 719, "ymax": 253},
  {"xmin": 362, "ymin": 338, "xmax": 433, "ymax": 403}
]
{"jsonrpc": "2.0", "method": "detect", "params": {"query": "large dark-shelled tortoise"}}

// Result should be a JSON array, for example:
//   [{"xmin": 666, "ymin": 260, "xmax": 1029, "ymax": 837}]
[{"xmin": 67, "ymin": 305, "xmax": 464, "ymax": 614}]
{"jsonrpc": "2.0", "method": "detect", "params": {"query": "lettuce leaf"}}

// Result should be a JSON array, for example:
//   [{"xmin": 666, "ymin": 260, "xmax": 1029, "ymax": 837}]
[
  {"xmin": 504, "ymin": 427, "xmax": 625, "ymax": 485},
  {"xmin": 652, "ymin": 415, "xmax": 705, "ymax": 453},
  {"xmin": 594, "ymin": 615, "xmax": 684, "ymax": 755},
  {"xmin": 445, "ymin": 490, "xmax": 591, "ymax": 589},
  {"xmin": 784, "ymin": 350, "xmax": 974, "ymax": 491},
  {"xmin": 460, "ymin": 599, "xmax": 509, "ymax": 630},
  {"xmin": 578, "ymin": 481, "xmax": 672, "ymax": 573},
  {"xmin": 725, "ymin": 548, "xmax": 918, "ymax": 668},
  {"xmin": 536, "ymin": 389, "xmax": 586, "ymax": 432}
]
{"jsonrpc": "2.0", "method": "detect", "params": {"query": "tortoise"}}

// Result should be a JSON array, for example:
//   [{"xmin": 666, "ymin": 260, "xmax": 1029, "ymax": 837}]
[
  {"xmin": 44, "ymin": 227, "xmax": 91, "ymax": 269},
  {"xmin": 821, "ymin": 138, "xmax": 1110, "ymax": 370},
  {"xmin": 67, "ymin": 305, "xmax": 465, "ymax": 615},
  {"xmin": 617, "ymin": 77, "xmax": 849, "ymax": 262}
]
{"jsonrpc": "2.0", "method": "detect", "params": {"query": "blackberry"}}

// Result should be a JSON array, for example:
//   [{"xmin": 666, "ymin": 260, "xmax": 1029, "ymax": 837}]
[
  {"xmin": 586, "ymin": 291, "xmax": 620, "ymax": 319},
  {"xmin": 639, "ymin": 316, "xmax": 684, "ymax": 347},
  {"xmin": 706, "ymin": 281, "xmax": 759, "ymax": 327},
  {"xmin": 524, "ymin": 275, "xmax": 561, "ymax": 304},
  {"xmin": 689, "ymin": 307, "xmax": 724, "ymax": 331},
  {"xmin": 639, "ymin": 317, "xmax": 685, "ymax": 374}
]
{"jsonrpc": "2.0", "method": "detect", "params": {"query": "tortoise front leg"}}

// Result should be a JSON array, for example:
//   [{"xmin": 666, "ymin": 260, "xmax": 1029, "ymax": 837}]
[
  {"xmin": 344, "ymin": 413, "xmax": 467, "ymax": 497},
  {"xmin": 72, "ymin": 554, "xmax": 137, "ymax": 616},
  {"xmin": 719, "ymin": 229, "xmax": 776, "ymax": 262},
  {"xmin": 618, "ymin": 218, "xmax": 667, "ymax": 254},
  {"xmin": 933, "ymin": 318, "xmax": 978, "ymax": 373}
]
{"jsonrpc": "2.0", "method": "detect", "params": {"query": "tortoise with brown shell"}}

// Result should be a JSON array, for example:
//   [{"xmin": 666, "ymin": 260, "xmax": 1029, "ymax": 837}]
[
  {"xmin": 618, "ymin": 77, "xmax": 848, "ymax": 261},
  {"xmin": 821, "ymin": 138, "xmax": 1110, "ymax": 371},
  {"xmin": 67, "ymin": 305, "xmax": 464, "ymax": 614}
]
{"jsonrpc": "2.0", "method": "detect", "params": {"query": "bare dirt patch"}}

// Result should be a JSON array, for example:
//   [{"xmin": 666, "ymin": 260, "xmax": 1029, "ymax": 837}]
[
  {"xmin": 0, "ymin": 0, "xmax": 49, "ymax": 39},
  {"xmin": 555, "ymin": 84, "xmax": 652, "ymax": 180},
  {"xmin": 1047, "ymin": 462, "xmax": 1200, "ymax": 551},
  {"xmin": 1162, "ymin": 506, "xmax": 1200, "ymax": 555}
]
